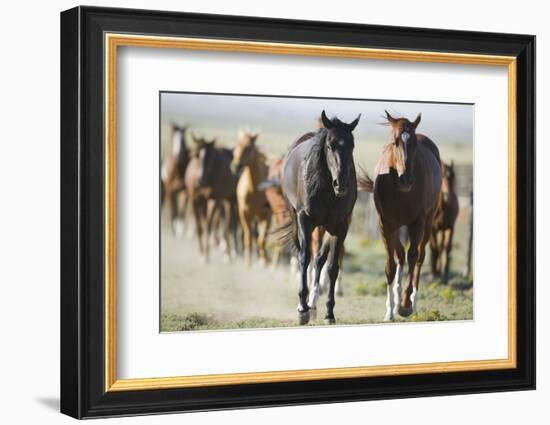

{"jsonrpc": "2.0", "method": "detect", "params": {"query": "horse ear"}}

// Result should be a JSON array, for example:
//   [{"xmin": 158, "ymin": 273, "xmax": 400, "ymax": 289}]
[
  {"xmin": 191, "ymin": 132, "xmax": 200, "ymax": 144},
  {"xmin": 385, "ymin": 110, "xmax": 396, "ymax": 124},
  {"xmin": 348, "ymin": 114, "xmax": 361, "ymax": 131},
  {"xmin": 251, "ymin": 133, "xmax": 259, "ymax": 144},
  {"xmin": 321, "ymin": 110, "xmax": 333, "ymax": 129},
  {"xmin": 450, "ymin": 160, "xmax": 454, "ymax": 169},
  {"xmin": 413, "ymin": 112, "xmax": 422, "ymax": 129},
  {"xmin": 208, "ymin": 139, "xmax": 216, "ymax": 146}
]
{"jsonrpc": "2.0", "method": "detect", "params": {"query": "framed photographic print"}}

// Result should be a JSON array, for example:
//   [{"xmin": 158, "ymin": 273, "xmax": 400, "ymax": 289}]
[{"xmin": 60, "ymin": 6, "xmax": 535, "ymax": 419}]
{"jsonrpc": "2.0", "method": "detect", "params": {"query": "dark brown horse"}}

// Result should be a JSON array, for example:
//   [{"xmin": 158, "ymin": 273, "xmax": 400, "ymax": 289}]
[
  {"xmin": 279, "ymin": 110, "xmax": 360, "ymax": 325},
  {"xmin": 358, "ymin": 111, "xmax": 441, "ymax": 320},
  {"xmin": 161, "ymin": 124, "xmax": 190, "ymax": 235},
  {"xmin": 184, "ymin": 136, "xmax": 238, "ymax": 262},
  {"xmin": 430, "ymin": 160, "xmax": 459, "ymax": 283}
]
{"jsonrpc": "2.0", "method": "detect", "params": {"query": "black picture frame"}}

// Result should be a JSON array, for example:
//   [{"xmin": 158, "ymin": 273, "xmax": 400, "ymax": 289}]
[{"xmin": 60, "ymin": 5, "xmax": 535, "ymax": 419}]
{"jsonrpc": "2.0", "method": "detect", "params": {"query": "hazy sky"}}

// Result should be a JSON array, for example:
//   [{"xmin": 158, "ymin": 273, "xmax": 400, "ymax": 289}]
[{"xmin": 161, "ymin": 91, "xmax": 473, "ymax": 146}]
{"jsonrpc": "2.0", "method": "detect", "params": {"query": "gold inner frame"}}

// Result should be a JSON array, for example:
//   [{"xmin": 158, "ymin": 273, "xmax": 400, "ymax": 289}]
[{"xmin": 104, "ymin": 33, "xmax": 517, "ymax": 392}]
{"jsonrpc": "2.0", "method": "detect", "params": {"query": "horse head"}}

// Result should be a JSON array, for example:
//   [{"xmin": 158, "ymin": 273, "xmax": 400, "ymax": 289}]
[
  {"xmin": 192, "ymin": 133, "xmax": 217, "ymax": 188},
  {"xmin": 171, "ymin": 123, "xmax": 189, "ymax": 156},
  {"xmin": 384, "ymin": 110, "xmax": 421, "ymax": 192},
  {"xmin": 320, "ymin": 110, "xmax": 361, "ymax": 198},
  {"xmin": 230, "ymin": 130, "xmax": 259, "ymax": 175},
  {"xmin": 441, "ymin": 160, "xmax": 456, "ymax": 199}
]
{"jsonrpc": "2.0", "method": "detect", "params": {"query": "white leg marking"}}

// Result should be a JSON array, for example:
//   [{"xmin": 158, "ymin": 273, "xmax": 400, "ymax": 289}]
[
  {"xmin": 308, "ymin": 283, "xmax": 320, "ymax": 310},
  {"xmin": 384, "ymin": 280, "xmax": 395, "ymax": 322},
  {"xmin": 320, "ymin": 263, "xmax": 330, "ymax": 292},
  {"xmin": 392, "ymin": 264, "xmax": 403, "ymax": 316},
  {"xmin": 410, "ymin": 288, "xmax": 418, "ymax": 313},
  {"xmin": 307, "ymin": 263, "xmax": 315, "ymax": 289},
  {"xmin": 335, "ymin": 270, "xmax": 343, "ymax": 296},
  {"xmin": 174, "ymin": 218, "xmax": 185, "ymax": 238}
]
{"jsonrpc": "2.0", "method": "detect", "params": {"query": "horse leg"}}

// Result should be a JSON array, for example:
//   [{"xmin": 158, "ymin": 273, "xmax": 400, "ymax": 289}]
[
  {"xmin": 296, "ymin": 211, "xmax": 313, "ymax": 325},
  {"xmin": 171, "ymin": 190, "xmax": 186, "ymax": 238},
  {"xmin": 380, "ymin": 222, "xmax": 398, "ymax": 321},
  {"xmin": 206, "ymin": 200, "xmax": 221, "ymax": 250},
  {"xmin": 399, "ymin": 220, "xmax": 423, "ymax": 317},
  {"xmin": 193, "ymin": 197, "xmax": 206, "ymax": 259},
  {"xmin": 169, "ymin": 189, "xmax": 179, "ymax": 236},
  {"xmin": 392, "ymin": 234, "xmax": 406, "ymax": 317},
  {"xmin": 325, "ymin": 228, "xmax": 347, "ymax": 324},
  {"xmin": 335, "ymin": 246, "xmax": 345, "ymax": 297},
  {"xmin": 308, "ymin": 238, "xmax": 330, "ymax": 321},
  {"xmin": 239, "ymin": 210, "xmax": 253, "ymax": 266},
  {"xmin": 437, "ymin": 230, "xmax": 445, "ymax": 277},
  {"xmin": 442, "ymin": 228, "xmax": 454, "ymax": 284},
  {"xmin": 230, "ymin": 199, "xmax": 241, "ymax": 256},
  {"xmin": 257, "ymin": 216, "xmax": 271, "ymax": 267},
  {"xmin": 429, "ymin": 230, "xmax": 439, "ymax": 280},
  {"xmin": 217, "ymin": 200, "xmax": 231, "ymax": 263},
  {"xmin": 411, "ymin": 221, "xmax": 433, "ymax": 311}
]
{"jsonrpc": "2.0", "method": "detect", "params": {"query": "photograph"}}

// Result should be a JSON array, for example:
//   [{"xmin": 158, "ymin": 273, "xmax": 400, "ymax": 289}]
[{"xmin": 159, "ymin": 92, "xmax": 474, "ymax": 331}]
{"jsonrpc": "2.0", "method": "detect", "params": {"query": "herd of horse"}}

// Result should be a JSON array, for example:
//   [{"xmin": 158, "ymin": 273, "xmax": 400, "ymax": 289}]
[{"xmin": 161, "ymin": 110, "xmax": 460, "ymax": 325}]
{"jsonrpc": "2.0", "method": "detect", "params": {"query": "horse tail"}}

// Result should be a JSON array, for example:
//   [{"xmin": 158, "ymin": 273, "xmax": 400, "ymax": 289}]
[
  {"xmin": 271, "ymin": 203, "xmax": 298, "ymax": 254},
  {"xmin": 357, "ymin": 167, "xmax": 374, "ymax": 193}
]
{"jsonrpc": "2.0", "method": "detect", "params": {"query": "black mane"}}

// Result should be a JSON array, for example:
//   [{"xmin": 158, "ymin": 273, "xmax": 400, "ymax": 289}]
[{"xmin": 303, "ymin": 129, "xmax": 330, "ymax": 196}]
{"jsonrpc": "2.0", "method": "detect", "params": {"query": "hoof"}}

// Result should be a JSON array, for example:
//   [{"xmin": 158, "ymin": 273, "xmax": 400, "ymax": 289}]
[
  {"xmin": 309, "ymin": 307, "xmax": 317, "ymax": 321},
  {"xmin": 298, "ymin": 310, "xmax": 310, "ymax": 325},
  {"xmin": 324, "ymin": 316, "xmax": 336, "ymax": 325},
  {"xmin": 398, "ymin": 305, "xmax": 413, "ymax": 318},
  {"xmin": 383, "ymin": 313, "xmax": 394, "ymax": 322}
]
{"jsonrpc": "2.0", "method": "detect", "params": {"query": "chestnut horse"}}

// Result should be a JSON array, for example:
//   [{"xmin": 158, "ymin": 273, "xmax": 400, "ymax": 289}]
[
  {"xmin": 260, "ymin": 156, "xmax": 288, "ymax": 266},
  {"xmin": 230, "ymin": 131, "xmax": 272, "ymax": 265},
  {"xmin": 358, "ymin": 111, "xmax": 441, "ymax": 321},
  {"xmin": 279, "ymin": 110, "xmax": 360, "ymax": 325},
  {"xmin": 430, "ymin": 160, "xmax": 459, "ymax": 283},
  {"xmin": 185, "ymin": 136, "xmax": 238, "ymax": 262},
  {"xmin": 161, "ymin": 124, "xmax": 190, "ymax": 235}
]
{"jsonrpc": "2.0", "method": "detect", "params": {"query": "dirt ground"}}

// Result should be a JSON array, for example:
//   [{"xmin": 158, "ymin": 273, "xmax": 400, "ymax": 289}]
[{"xmin": 160, "ymin": 207, "xmax": 474, "ymax": 332}]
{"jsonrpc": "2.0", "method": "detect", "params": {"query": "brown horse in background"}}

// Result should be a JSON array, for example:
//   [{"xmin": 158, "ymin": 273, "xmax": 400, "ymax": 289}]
[
  {"xmin": 231, "ymin": 131, "xmax": 272, "ymax": 266},
  {"xmin": 358, "ymin": 111, "xmax": 441, "ymax": 320},
  {"xmin": 430, "ymin": 160, "xmax": 459, "ymax": 283},
  {"xmin": 185, "ymin": 136, "xmax": 238, "ymax": 262},
  {"xmin": 161, "ymin": 124, "xmax": 190, "ymax": 235},
  {"xmin": 259, "ymin": 156, "xmax": 288, "ymax": 266}
]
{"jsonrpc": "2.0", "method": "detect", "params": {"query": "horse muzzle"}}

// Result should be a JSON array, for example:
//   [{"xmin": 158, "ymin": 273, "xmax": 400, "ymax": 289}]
[{"xmin": 332, "ymin": 179, "xmax": 348, "ymax": 197}]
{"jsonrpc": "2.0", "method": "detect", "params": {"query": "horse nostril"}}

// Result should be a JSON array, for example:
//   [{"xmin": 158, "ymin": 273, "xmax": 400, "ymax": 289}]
[{"xmin": 333, "ymin": 179, "xmax": 339, "ymax": 188}]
